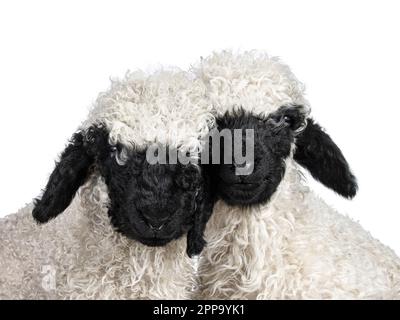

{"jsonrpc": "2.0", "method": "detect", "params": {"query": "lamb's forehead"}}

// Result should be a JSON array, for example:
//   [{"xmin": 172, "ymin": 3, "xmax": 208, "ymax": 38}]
[
  {"xmin": 195, "ymin": 50, "xmax": 310, "ymax": 117},
  {"xmin": 82, "ymin": 69, "xmax": 214, "ymax": 151}
]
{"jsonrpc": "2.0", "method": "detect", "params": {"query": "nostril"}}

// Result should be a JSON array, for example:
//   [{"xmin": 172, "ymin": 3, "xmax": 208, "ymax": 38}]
[
  {"xmin": 141, "ymin": 213, "xmax": 169, "ymax": 231},
  {"xmin": 148, "ymin": 222, "xmax": 166, "ymax": 231},
  {"xmin": 138, "ymin": 208, "xmax": 171, "ymax": 231}
]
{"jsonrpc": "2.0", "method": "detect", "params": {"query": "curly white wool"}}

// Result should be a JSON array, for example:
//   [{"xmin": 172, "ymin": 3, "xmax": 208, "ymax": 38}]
[
  {"xmin": 193, "ymin": 50, "xmax": 310, "ymax": 117},
  {"xmin": 194, "ymin": 50, "xmax": 400, "ymax": 299},
  {"xmin": 83, "ymin": 69, "xmax": 214, "ymax": 154},
  {"xmin": 199, "ymin": 161, "xmax": 400, "ymax": 299},
  {"xmin": 0, "ymin": 176, "xmax": 196, "ymax": 299}
]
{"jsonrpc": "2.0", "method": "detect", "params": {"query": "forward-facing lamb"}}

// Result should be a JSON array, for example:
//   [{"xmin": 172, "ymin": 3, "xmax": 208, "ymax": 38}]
[
  {"xmin": 0, "ymin": 69, "xmax": 215, "ymax": 299},
  {"xmin": 193, "ymin": 51, "xmax": 400, "ymax": 299}
]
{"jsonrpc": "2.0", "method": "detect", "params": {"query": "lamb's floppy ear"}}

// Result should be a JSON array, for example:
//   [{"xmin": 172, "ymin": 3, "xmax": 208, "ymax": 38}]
[
  {"xmin": 184, "ymin": 167, "xmax": 216, "ymax": 257},
  {"xmin": 266, "ymin": 104, "xmax": 308, "ymax": 134},
  {"xmin": 32, "ymin": 126, "xmax": 107, "ymax": 223},
  {"xmin": 294, "ymin": 118, "xmax": 358, "ymax": 198}
]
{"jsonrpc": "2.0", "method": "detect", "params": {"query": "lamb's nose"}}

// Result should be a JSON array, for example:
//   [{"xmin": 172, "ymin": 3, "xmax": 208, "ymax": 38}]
[
  {"xmin": 148, "ymin": 222, "xmax": 166, "ymax": 231},
  {"xmin": 142, "ymin": 214, "xmax": 169, "ymax": 231}
]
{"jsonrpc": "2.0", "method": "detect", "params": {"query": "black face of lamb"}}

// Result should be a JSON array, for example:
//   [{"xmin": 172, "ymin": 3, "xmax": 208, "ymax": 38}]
[
  {"xmin": 32, "ymin": 125, "xmax": 214, "ymax": 257},
  {"xmin": 209, "ymin": 107, "xmax": 296, "ymax": 206},
  {"xmin": 210, "ymin": 105, "xmax": 358, "ymax": 207}
]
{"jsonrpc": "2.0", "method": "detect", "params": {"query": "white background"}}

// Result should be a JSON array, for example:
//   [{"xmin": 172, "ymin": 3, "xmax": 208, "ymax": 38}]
[{"xmin": 0, "ymin": 0, "xmax": 399, "ymax": 254}]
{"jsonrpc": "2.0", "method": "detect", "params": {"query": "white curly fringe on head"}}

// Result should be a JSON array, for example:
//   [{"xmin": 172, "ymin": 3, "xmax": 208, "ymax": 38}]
[
  {"xmin": 191, "ymin": 50, "xmax": 310, "ymax": 117},
  {"xmin": 82, "ymin": 68, "xmax": 215, "ymax": 155}
]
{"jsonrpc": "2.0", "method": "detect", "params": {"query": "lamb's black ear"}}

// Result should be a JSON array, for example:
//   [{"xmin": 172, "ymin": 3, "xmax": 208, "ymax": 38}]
[
  {"xmin": 266, "ymin": 104, "xmax": 308, "ymax": 134},
  {"xmin": 294, "ymin": 118, "xmax": 358, "ymax": 198},
  {"xmin": 32, "ymin": 126, "xmax": 107, "ymax": 223},
  {"xmin": 186, "ymin": 168, "xmax": 216, "ymax": 257}
]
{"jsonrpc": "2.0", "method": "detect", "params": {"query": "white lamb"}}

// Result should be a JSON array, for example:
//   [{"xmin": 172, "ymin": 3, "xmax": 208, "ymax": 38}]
[
  {"xmin": 0, "ymin": 69, "xmax": 215, "ymax": 299},
  {"xmin": 193, "ymin": 50, "xmax": 400, "ymax": 299}
]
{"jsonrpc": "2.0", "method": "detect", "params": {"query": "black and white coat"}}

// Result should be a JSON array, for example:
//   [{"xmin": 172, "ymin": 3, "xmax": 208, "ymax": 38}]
[
  {"xmin": 193, "ymin": 50, "xmax": 400, "ymax": 299},
  {"xmin": 0, "ymin": 69, "xmax": 215, "ymax": 299}
]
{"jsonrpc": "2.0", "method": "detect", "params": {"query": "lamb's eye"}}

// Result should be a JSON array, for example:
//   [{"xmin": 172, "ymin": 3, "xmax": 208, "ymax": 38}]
[{"xmin": 283, "ymin": 115, "xmax": 291, "ymax": 123}]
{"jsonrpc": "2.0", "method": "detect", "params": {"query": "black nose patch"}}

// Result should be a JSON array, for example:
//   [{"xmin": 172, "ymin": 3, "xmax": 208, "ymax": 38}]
[
  {"xmin": 148, "ymin": 222, "xmax": 166, "ymax": 231},
  {"xmin": 141, "ymin": 213, "xmax": 170, "ymax": 231}
]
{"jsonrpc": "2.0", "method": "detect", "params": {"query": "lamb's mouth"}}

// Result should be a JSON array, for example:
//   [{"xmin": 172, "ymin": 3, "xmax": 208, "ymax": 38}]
[
  {"xmin": 138, "ymin": 237, "xmax": 172, "ymax": 247},
  {"xmin": 224, "ymin": 182, "xmax": 260, "ymax": 192},
  {"xmin": 232, "ymin": 182, "xmax": 258, "ymax": 189},
  {"xmin": 218, "ymin": 181, "xmax": 267, "ymax": 205},
  {"xmin": 116, "ymin": 223, "xmax": 177, "ymax": 247}
]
